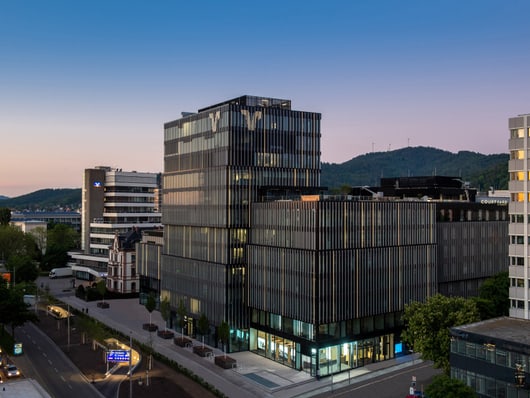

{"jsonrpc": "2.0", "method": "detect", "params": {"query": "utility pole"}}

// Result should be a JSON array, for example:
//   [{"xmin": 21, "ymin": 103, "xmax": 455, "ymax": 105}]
[{"xmin": 129, "ymin": 331, "xmax": 133, "ymax": 398}]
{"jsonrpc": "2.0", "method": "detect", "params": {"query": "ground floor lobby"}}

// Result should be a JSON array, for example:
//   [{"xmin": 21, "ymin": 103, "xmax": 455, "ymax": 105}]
[{"xmin": 249, "ymin": 328, "xmax": 402, "ymax": 377}]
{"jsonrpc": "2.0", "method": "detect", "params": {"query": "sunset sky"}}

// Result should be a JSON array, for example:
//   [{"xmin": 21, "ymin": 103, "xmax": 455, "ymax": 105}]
[{"xmin": 1, "ymin": 0, "xmax": 530, "ymax": 197}]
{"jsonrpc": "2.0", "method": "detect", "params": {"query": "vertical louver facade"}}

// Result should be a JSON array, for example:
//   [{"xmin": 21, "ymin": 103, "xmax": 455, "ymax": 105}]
[{"xmin": 161, "ymin": 96, "xmax": 321, "ymax": 349}]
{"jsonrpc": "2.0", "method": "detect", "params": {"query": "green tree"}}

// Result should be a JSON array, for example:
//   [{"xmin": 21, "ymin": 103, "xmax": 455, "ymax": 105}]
[
  {"xmin": 0, "ymin": 278, "xmax": 38, "ymax": 340},
  {"xmin": 160, "ymin": 296, "xmax": 171, "ymax": 331},
  {"xmin": 96, "ymin": 280, "xmax": 106, "ymax": 304},
  {"xmin": 30, "ymin": 226, "xmax": 47, "ymax": 256},
  {"xmin": 474, "ymin": 271, "xmax": 509, "ymax": 320},
  {"xmin": 41, "ymin": 224, "xmax": 79, "ymax": 271},
  {"xmin": 0, "ymin": 225, "xmax": 38, "ymax": 264},
  {"xmin": 145, "ymin": 294, "xmax": 156, "ymax": 326},
  {"xmin": 0, "ymin": 208, "xmax": 11, "ymax": 226},
  {"xmin": 402, "ymin": 294, "xmax": 480, "ymax": 374},
  {"xmin": 7, "ymin": 255, "xmax": 39, "ymax": 284},
  {"xmin": 76, "ymin": 314, "xmax": 107, "ymax": 349},
  {"xmin": 425, "ymin": 374, "xmax": 476, "ymax": 398},
  {"xmin": 197, "ymin": 312, "xmax": 210, "ymax": 348},
  {"xmin": 218, "ymin": 320, "xmax": 230, "ymax": 357},
  {"xmin": 176, "ymin": 299, "xmax": 187, "ymax": 337}
]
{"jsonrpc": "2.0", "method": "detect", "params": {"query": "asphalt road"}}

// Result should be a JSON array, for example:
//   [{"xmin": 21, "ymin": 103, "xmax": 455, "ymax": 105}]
[
  {"xmin": 12, "ymin": 322, "xmax": 106, "ymax": 398},
  {"xmin": 313, "ymin": 360, "xmax": 442, "ymax": 398}
]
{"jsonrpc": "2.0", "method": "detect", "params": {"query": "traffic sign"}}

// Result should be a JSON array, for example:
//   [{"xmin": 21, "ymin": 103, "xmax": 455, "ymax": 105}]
[
  {"xmin": 13, "ymin": 343, "xmax": 22, "ymax": 355},
  {"xmin": 106, "ymin": 349, "xmax": 130, "ymax": 362}
]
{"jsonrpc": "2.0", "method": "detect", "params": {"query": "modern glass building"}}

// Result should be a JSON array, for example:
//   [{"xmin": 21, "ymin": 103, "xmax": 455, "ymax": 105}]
[
  {"xmin": 508, "ymin": 114, "xmax": 530, "ymax": 319},
  {"xmin": 161, "ymin": 96, "xmax": 321, "ymax": 350},
  {"xmin": 247, "ymin": 196, "xmax": 437, "ymax": 376}
]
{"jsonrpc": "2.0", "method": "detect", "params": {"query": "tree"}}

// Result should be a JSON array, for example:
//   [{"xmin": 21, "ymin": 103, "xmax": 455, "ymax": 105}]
[
  {"xmin": 218, "ymin": 320, "xmax": 230, "ymax": 358},
  {"xmin": 0, "ymin": 208, "xmax": 11, "ymax": 226},
  {"xmin": 425, "ymin": 374, "xmax": 476, "ymax": 398},
  {"xmin": 145, "ymin": 294, "xmax": 156, "ymax": 325},
  {"xmin": 402, "ymin": 294, "xmax": 480, "ymax": 374},
  {"xmin": 96, "ymin": 280, "xmax": 106, "ymax": 304},
  {"xmin": 30, "ymin": 226, "xmax": 47, "ymax": 256},
  {"xmin": 197, "ymin": 312, "xmax": 210, "ymax": 348},
  {"xmin": 7, "ymin": 255, "xmax": 39, "ymax": 284},
  {"xmin": 160, "ymin": 297, "xmax": 171, "ymax": 331},
  {"xmin": 0, "ymin": 225, "xmax": 38, "ymax": 264},
  {"xmin": 475, "ymin": 271, "xmax": 509, "ymax": 319},
  {"xmin": 0, "ymin": 278, "xmax": 38, "ymax": 340},
  {"xmin": 176, "ymin": 299, "xmax": 187, "ymax": 337},
  {"xmin": 41, "ymin": 224, "xmax": 79, "ymax": 271}
]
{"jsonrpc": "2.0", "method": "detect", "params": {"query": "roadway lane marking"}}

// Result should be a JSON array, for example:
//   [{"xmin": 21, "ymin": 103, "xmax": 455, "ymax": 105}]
[
  {"xmin": 54, "ymin": 368, "xmax": 58, "ymax": 373},
  {"xmin": 48, "ymin": 359, "xmax": 52, "ymax": 365},
  {"xmin": 61, "ymin": 375, "xmax": 66, "ymax": 382},
  {"xmin": 42, "ymin": 353, "xmax": 47, "ymax": 358},
  {"xmin": 328, "ymin": 363, "xmax": 434, "ymax": 397}
]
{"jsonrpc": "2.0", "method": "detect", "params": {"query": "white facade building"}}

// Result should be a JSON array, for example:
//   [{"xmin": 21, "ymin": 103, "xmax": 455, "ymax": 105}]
[
  {"xmin": 71, "ymin": 167, "xmax": 162, "ymax": 276},
  {"xmin": 508, "ymin": 114, "xmax": 530, "ymax": 319}
]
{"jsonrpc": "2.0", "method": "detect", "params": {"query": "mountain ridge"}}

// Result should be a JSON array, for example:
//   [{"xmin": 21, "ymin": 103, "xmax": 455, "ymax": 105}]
[
  {"xmin": 0, "ymin": 147, "xmax": 508, "ymax": 210},
  {"xmin": 321, "ymin": 146, "xmax": 508, "ymax": 191}
]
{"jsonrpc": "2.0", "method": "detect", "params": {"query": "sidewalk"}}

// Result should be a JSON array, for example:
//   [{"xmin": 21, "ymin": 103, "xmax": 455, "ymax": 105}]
[{"xmin": 59, "ymin": 295, "xmax": 422, "ymax": 398}]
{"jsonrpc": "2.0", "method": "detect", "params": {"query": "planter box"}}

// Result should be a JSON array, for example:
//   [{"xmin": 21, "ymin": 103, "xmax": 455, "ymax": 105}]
[
  {"xmin": 215, "ymin": 355, "xmax": 237, "ymax": 369},
  {"xmin": 97, "ymin": 302, "xmax": 110, "ymax": 309},
  {"xmin": 142, "ymin": 323, "xmax": 158, "ymax": 332},
  {"xmin": 193, "ymin": 346, "xmax": 213, "ymax": 357},
  {"xmin": 174, "ymin": 337, "xmax": 192, "ymax": 347},
  {"xmin": 157, "ymin": 330, "xmax": 174, "ymax": 339}
]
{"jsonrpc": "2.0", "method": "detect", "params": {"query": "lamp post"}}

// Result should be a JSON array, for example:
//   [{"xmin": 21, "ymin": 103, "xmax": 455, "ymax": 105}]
[
  {"xmin": 67, "ymin": 303, "xmax": 70, "ymax": 352},
  {"xmin": 129, "ymin": 331, "xmax": 133, "ymax": 398}
]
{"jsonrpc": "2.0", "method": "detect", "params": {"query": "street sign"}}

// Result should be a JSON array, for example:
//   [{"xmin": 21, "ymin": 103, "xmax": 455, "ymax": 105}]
[
  {"xmin": 106, "ymin": 349, "xmax": 130, "ymax": 363},
  {"xmin": 13, "ymin": 343, "xmax": 22, "ymax": 355}
]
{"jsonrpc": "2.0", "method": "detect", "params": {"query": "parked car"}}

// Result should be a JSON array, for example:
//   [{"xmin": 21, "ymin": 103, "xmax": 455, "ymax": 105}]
[{"xmin": 5, "ymin": 364, "xmax": 20, "ymax": 378}]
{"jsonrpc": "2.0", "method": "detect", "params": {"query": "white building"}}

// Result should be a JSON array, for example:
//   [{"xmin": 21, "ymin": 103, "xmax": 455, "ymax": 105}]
[
  {"xmin": 70, "ymin": 167, "xmax": 162, "ymax": 276},
  {"xmin": 508, "ymin": 114, "xmax": 530, "ymax": 319},
  {"xmin": 107, "ymin": 227, "xmax": 143, "ymax": 293}
]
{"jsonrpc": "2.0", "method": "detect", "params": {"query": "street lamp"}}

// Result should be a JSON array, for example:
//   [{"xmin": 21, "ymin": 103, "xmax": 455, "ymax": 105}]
[{"xmin": 129, "ymin": 331, "xmax": 133, "ymax": 398}]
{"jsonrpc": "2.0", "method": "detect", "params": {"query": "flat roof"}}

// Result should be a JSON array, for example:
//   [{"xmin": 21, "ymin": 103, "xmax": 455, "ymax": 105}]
[{"xmin": 452, "ymin": 317, "xmax": 530, "ymax": 346}]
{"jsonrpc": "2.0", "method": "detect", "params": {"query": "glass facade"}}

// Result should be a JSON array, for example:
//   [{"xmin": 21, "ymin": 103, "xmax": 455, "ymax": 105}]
[
  {"xmin": 451, "ymin": 319, "xmax": 530, "ymax": 397},
  {"xmin": 161, "ymin": 96, "xmax": 321, "ymax": 350},
  {"xmin": 247, "ymin": 198, "xmax": 436, "ymax": 375}
]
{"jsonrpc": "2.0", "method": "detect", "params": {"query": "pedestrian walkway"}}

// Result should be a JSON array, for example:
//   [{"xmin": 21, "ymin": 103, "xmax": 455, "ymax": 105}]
[{"xmin": 59, "ymin": 295, "xmax": 422, "ymax": 398}]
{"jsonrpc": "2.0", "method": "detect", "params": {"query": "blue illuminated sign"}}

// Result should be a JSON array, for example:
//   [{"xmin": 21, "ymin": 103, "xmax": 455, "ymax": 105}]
[
  {"xmin": 13, "ymin": 343, "xmax": 22, "ymax": 355},
  {"xmin": 106, "ymin": 349, "xmax": 130, "ymax": 362}
]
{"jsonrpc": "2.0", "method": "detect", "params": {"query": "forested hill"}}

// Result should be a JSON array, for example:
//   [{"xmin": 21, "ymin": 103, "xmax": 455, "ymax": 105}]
[
  {"xmin": 321, "ymin": 146, "xmax": 508, "ymax": 191},
  {"xmin": 0, "ymin": 188, "xmax": 81, "ymax": 211},
  {"xmin": 0, "ymin": 147, "xmax": 508, "ymax": 209}
]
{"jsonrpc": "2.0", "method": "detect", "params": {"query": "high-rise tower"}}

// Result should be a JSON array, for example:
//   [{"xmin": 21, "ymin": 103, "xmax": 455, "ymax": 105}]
[
  {"xmin": 508, "ymin": 114, "xmax": 530, "ymax": 319},
  {"xmin": 161, "ymin": 96, "xmax": 321, "ymax": 350}
]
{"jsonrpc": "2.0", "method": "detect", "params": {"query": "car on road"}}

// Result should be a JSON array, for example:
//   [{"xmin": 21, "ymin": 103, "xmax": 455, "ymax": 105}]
[{"xmin": 5, "ymin": 364, "xmax": 20, "ymax": 378}]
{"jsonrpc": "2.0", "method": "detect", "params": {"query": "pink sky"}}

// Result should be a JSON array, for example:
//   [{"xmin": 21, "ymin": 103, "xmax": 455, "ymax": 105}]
[{"xmin": 1, "ymin": 0, "xmax": 528, "ymax": 198}]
